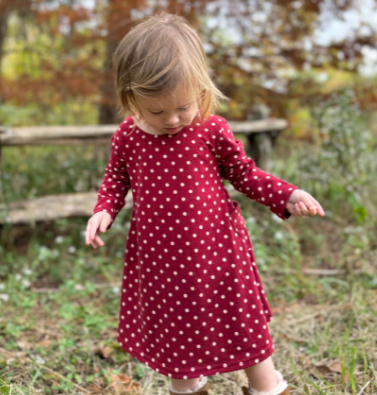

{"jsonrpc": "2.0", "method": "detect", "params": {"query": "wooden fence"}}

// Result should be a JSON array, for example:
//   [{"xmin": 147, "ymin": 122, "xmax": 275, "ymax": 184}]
[{"xmin": 0, "ymin": 118, "xmax": 288, "ymax": 225}]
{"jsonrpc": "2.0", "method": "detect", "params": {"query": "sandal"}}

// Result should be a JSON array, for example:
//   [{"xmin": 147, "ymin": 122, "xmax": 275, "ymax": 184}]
[
  {"xmin": 241, "ymin": 370, "xmax": 291, "ymax": 395},
  {"xmin": 169, "ymin": 377, "xmax": 209, "ymax": 395}
]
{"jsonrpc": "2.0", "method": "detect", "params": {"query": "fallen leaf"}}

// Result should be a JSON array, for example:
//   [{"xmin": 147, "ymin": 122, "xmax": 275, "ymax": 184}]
[
  {"xmin": 16, "ymin": 340, "xmax": 34, "ymax": 350},
  {"xmin": 311, "ymin": 359, "xmax": 342, "ymax": 378},
  {"xmin": 37, "ymin": 339, "xmax": 53, "ymax": 348},
  {"xmin": 105, "ymin": 372, "xmax": 140, "ymax": 395},
  {"xmin": 88, "ymin": 382, "xmax": 105, "ymax": 394}
]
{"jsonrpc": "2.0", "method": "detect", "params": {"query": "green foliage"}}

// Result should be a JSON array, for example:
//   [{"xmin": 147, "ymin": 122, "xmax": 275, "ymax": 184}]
[
  {"xmin": 0, "ymin": 378, "xmax": 10, "ymax": 395},
  {"xmin": 302, "ymin": 88, "xmax": 377, "ymax": 226},
  {"xmin": 1, "ymin": 144, "xmax": 103, "ymax": 202},
  {"xmin": 0, "ymin": 101, "xmax": 98, "ymax": 127}
]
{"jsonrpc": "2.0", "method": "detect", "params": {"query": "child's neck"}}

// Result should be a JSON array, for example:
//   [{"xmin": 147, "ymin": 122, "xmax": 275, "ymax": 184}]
[{"xmin": 132, "ymin": 115, "xmax": 165, "ymax": 136}]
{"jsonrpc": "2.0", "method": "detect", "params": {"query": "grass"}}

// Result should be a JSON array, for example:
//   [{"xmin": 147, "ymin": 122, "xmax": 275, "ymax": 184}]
[{"xmin": 1, "ymin": 115, "xmax": 376, "ymax": 394}]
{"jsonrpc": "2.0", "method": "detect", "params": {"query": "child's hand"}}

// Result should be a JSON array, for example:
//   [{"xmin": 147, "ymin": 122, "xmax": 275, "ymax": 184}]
[
  {"xmin": 85, "ymin": 212, "xmax": 112, "ymax": 249},
  {"xmin": 286, "ymin": 189, "xmax": 325, "ymax": 217}
]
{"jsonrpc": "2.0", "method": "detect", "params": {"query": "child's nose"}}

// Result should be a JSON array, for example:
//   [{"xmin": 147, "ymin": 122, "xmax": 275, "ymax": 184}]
[{"xmin": 164, "ymin": 114, "xmax": 180, "ymax": 126}]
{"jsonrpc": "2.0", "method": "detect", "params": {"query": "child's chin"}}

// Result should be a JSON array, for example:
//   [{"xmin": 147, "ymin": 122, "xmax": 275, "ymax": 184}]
[{"xmin": 164, "ymin": 126, "xmax": 182, "ymax": 134}]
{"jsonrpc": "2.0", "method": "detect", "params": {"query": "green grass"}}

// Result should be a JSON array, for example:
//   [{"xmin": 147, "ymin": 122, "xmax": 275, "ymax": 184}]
[
  {"xmin": 1, "ymin": 202, "xmax": 376, "ymax": 394},
  {"xmin": 1, "ymin": 105, "xmax": 376, "ymax": 394}
]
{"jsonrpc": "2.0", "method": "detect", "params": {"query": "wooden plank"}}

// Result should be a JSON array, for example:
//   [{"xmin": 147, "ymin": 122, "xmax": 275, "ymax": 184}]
[
  {"xmin": 228, "ymin": 118, "xmax": 287, "ymax": 133},
  {"xmin": 0, "ymin": 192, "xmax": 134, "ymax": 225},
  {"xmin": 0, "ymin": 125, "xmax": 116, "ymax": 146},
  {"xmin": 0, "ymin": 189, "xmax": 243, "ymax": 225},
  {"xmin": 1, "ymin": 138, "xmax": 114, "ymax": 146},
  {"xmin": 0, "ymin": 118, "xmax": 287, "ymax": 146}
]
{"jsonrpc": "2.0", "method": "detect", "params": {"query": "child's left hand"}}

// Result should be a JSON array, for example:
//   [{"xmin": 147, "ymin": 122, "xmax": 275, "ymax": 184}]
[{"xmin": 286, "ymin": 189, "xmax": 325, "ymax": 217}]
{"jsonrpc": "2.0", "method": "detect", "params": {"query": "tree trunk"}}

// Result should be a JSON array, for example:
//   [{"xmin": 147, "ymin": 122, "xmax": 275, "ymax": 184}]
[
  {"xmin": 0, "ymin": 9, "xmax": 9, "ymax": 94},
  {"xmin": 0, "ymin": 9, "xmax": 9, "ymax": 166},
  {"xmin": 98, "ymin": 39, "xmax": 120, "ymax": 125}
]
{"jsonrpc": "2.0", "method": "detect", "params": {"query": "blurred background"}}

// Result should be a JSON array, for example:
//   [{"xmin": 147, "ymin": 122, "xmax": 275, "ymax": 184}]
[{"xmin": 0, "ymin": 1, "xmax": 376, "ymax": 394}]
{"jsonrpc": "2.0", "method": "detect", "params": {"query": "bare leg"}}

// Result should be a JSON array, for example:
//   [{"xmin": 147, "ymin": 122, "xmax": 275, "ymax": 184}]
[
  {"xmin": 170, "ymin": 377, "xmax": 202, "ymax": 393},
  {"xmin": 244, "ymin": 356, "xmax": 279, "ymax": 392}
]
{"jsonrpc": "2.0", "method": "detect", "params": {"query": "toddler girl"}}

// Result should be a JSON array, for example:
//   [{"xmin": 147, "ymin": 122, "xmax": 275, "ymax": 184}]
[{"xmin": 86, "ymin": 12, "xmax": 325, "ymax": 395}]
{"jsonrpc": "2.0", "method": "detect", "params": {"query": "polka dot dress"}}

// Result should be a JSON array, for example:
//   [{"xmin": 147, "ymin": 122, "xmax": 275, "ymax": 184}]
[{"xmin": 93, "ymin": 114, "xmax": 300, "ymax": 379}]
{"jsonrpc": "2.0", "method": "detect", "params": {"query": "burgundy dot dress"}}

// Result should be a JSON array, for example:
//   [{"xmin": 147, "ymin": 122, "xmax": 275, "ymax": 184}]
[{"xmin": 92, "ymin": 113, "xmax": 300, "ymax": 379}]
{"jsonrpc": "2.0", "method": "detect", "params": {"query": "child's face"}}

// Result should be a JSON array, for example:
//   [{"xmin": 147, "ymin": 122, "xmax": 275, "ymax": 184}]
[{"xmin": 134, "ymin": 90, "xmax": 199, "ymax": 135}]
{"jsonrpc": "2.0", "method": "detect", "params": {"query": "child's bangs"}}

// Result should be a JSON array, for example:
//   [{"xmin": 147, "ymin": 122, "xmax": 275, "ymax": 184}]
[{"xmin": 134, "ymin": 60, "xmax": 200, "ymax": 106}]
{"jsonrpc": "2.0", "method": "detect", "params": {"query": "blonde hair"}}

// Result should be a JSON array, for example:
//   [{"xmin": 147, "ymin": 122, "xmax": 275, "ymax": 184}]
[{"xmin": 111, "ymin": 11, "xmax": 229, "ymax": 135}]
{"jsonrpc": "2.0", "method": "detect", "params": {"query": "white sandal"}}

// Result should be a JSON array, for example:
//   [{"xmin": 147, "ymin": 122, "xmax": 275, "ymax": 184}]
[{"xmin": 241, "ymin": 370, "xmax": 290, "ymax": 395}]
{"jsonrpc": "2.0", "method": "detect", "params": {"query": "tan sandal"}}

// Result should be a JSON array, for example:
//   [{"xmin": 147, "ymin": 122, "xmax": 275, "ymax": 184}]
[
  {"xmin": 169, "ymin": 377, "xmax": 209, "ymax": 395},
  {"xmin": 241, "ymin": 385, "xmax": 290, "ymax": 395},
  {"xmin": 241, "ymin": 369, "xmax": 291, "ymax": 395}
]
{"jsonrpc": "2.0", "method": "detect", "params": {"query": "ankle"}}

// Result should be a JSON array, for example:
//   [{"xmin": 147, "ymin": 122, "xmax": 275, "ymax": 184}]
[
  {"xmin": 248, "ymin": 370, "xmax": 288, "ymax": 395},
  {"xmin": 169, "ymin": 376, "xmax": 208, "ymax": 394}
]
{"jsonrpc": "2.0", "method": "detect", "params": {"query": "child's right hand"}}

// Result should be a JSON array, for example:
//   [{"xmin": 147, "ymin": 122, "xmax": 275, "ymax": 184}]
[{"xmin": 85, "ymin": 212, "xmax": 112, "ymax": 249}]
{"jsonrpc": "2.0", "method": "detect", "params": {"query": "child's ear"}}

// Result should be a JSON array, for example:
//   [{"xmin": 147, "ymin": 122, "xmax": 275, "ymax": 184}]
[
  {"xmin": 196, "ymin": 109, "xmax": 203, "ymax": 122},
  {"xmin": 132, "ymin": 113, "xmax": 141, "ymax": 122}
]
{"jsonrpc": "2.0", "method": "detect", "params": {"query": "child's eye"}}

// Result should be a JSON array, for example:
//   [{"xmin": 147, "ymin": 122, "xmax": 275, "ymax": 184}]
[{"xmin": 150, "ymin": 107, "xmax": 188, "ymax": 115}]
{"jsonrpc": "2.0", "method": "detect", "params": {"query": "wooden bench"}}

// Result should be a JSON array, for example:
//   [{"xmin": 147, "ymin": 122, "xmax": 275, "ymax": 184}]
[
  {"xmin": 0, "ymin": 192, "xmax": 133, "ymax": 225},
  {"xmin": 0, "ymin": 118, "xmax": 288, "ymax": 225}
]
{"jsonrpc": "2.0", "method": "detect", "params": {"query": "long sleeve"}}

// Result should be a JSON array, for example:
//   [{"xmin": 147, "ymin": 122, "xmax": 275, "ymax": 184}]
[
  {"xmin": 212, "ymin": 116, "xmax": 300, "ymax": 221},
  {"xmin": 92, "ymin": 124, "xmax": 131, "ymax": 230}
]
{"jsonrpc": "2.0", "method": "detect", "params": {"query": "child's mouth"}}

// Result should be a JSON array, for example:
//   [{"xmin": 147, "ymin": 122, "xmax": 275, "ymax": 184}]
[{"xmin": 164, "ymin": 126, "xmax": 182, "ymax": 133}]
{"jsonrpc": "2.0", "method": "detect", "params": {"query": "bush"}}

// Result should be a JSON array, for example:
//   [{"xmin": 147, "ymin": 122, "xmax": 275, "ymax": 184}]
[{"xmin": 302, "ymin": 87, "xmax": 377, "ymax": 226}]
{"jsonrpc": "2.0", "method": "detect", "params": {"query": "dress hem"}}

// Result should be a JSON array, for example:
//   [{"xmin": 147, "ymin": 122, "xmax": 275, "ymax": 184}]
[{"xmin": 116, "ymin": 335, "xmax": 275, "ymax": 379}]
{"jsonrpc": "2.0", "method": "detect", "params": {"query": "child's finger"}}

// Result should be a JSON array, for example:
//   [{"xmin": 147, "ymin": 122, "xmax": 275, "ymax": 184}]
[
  {"xmin": 99, "ymin": 217, "xmax": 111, "ymax": 233},
  {"xmin": 86, "ymin": 220, "xmax": 99, "ymax": 245},
  {"xmin": 295, "ymin": 203, "xmax": 303, "ymax": 216},
  {"xmin": 90, "ymin": 219, "xmax": 101, "ymax": 241},
  {"xmin": 305, "ymin": 197, "xmax": 324, "ymax": 216},
  {"xmin": 90, "ymin": 234, "xmax": 102, "ymax": 249},
  {"xmin": 301, "ymin": 194, "xmax": 322, "ymax": 217},
  {"xmin": 304, "ymin": 199, "xmax": 318, "ymax": 216},
  {"xmin": 299, "ymin": 201, "xmax": 310, "ymax": 216},
  {"xmin": 312, "ymin": 198, "xmax": 325, "ymax": 216},
  {"xmin": 94, "ymin": 234, "xmax": 104, "ymax": 247},
  {"xmin": 85, "ymin": 223, "xmax": 92, "ymax": 245},
  {"xmin": 309, "ymin": 200, "xmax": 318, "ymax": 216},
  {"xmin": 86, "ymin": 223, "xmax": 95, "ymax": 245},
  {"xmin": 298, "ymin": 198, "xmax": 325, "ymax": 218},
  {"xmin": 309, "ymin": 206, "xmax": 318, "ymax": 216}
]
